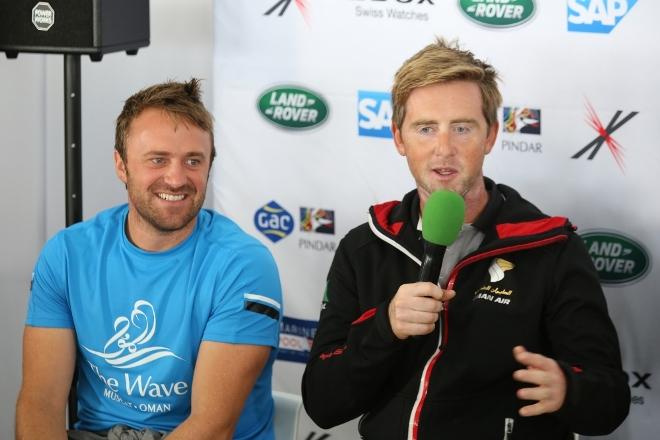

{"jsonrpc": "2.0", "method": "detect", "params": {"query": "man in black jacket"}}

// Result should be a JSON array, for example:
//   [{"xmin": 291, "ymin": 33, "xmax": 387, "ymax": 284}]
[{"xmin": 301, "ymin": 39, "xmax": 630, "ymax": 439}]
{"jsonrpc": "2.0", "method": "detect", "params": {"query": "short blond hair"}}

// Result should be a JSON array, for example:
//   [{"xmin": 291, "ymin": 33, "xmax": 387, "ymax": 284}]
[{"xmin": 391, "ymin": 38, "xmax": 501, "ymax": 129}]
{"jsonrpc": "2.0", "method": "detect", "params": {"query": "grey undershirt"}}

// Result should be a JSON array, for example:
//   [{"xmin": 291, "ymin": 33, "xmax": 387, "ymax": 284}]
[{"xmin": 417, "ymin": 219, "xmax": 485, "ymax": 288}]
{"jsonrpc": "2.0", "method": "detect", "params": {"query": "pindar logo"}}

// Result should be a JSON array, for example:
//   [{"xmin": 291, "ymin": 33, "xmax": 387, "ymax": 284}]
[
  {"xmin": 572, "ymin": 99, "xmax": 637, "ymax": 173},
  {"xmin": 258, "ymin": 86, "xmax": 329, "ymax": 130},
  {"xmin": 581, "ymin": 231, "xmax": 650, "ymax": 285},
  {"xmin": 82, "ymin": 300, "xmax": 183, "ymax": 369},
  {"xmin": 459, "ymin": 0, "xmax": 536, "ymax": 28},
  {"xmin": 503, "ymin": 107, "xmax": 541, "ymax": 135}
]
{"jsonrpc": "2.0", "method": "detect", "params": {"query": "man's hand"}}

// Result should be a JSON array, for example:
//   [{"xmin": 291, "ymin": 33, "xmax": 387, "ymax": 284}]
[
  {"xmin": 512, "ymin": 345, "xmax": 567, "ymax": 416},
  {"xmin": 388, "ymin": 282, "xmax": 455, "ymax": 340}
]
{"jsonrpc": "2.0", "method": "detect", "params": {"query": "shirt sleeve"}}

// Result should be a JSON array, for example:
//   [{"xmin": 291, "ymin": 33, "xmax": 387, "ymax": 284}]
[
  {"xmin": 202, "ymin": 242, "xmax": 282, "ymax": 348},
  {"xmin": 26, "ymin": 234, "xmax": 74, "ymax": 328}
]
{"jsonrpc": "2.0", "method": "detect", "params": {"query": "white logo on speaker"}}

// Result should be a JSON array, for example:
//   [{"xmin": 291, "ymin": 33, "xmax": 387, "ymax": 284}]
[
  {"xmin": 488, "ymin": 258, "xmax": 515, "ymax": 282},
  {"xmin": 83, "ymin": 300, "xmax": 182, "ymax": 369},
  {"xmin": 32, "ymin": 2, "xmax": 55, "ymax": 31}
]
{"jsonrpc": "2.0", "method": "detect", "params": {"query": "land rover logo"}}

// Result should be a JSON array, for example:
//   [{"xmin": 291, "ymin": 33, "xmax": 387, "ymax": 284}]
[
  {"xmin": 32, "ymin": 2, "xmax": 55, "ymax": 31},
  {"xmin": 581, "ymin": 231, "xmax": 650, "ymax": 285},
  {"xmin": 459, "ymin": 0, "xmax": 535, "ymax": 28},
  {"xmin": 258, "ymin": 86, "xmax": 328, "ymax": 130}
]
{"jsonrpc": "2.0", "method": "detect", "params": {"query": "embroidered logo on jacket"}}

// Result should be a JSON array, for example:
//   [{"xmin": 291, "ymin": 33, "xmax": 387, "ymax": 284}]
[
  {"xmin": 82, "ymin": 300, "xmax": 183, "ymax": 369},
  {"xmin": 488, "ymin": 258, "xmax": 515, "ymax": 282}
]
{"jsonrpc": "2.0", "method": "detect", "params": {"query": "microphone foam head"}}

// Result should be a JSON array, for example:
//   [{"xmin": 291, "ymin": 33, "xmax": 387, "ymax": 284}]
[{"xmin": 422, "ymin": 190, "xmax": 465, "ymax": 246}]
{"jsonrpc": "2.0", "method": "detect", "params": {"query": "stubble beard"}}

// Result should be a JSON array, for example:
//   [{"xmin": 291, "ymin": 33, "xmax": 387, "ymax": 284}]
[{"xmin": 127, "ymin": 176, "xmax": 206, "ymax": 233}]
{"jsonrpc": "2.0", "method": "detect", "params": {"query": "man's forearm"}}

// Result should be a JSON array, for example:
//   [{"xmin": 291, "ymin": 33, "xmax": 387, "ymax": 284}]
[{"xmin": 15, "ymin": 394, "xmax": 68, "ymax": 440}]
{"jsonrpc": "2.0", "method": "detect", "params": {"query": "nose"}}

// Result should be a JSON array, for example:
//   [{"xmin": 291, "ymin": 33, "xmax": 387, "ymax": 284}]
[
  {"xmin": 433, "ymin": 128, "xmax": 454, "ymax": 157},
  {"xmin": 163, "ymin": 162, "xmax": 187, "ymax": 189}
]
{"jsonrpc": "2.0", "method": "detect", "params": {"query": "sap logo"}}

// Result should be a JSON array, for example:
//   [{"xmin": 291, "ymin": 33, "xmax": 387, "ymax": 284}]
[
  {"xmin": 254, "ymin": 201, "xmax": 294, "ymax": 243},
  {"xmin": 358, "ymin": 90, "xmax": 392, "ymax": 138},
  {"xmin": 567, "ymin": 0, "xmax": 637, "ymax": 33}
]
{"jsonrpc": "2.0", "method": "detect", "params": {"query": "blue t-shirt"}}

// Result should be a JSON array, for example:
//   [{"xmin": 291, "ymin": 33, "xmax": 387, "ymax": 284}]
[{"xmin": 27, "ymin": 205, "xmax": 282, "ymax": 439}]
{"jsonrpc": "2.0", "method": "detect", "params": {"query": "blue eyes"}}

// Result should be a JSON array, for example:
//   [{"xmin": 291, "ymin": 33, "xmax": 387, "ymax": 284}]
[{"xmin": 417, "ymin": 125, "xmax": 471, "ymax": 136}]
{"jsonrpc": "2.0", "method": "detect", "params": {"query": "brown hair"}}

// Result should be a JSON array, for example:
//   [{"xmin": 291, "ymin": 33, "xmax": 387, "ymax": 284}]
[
  {"xmin": 115, "ymin": 78, "xmax": 215, "ymax": 163},
  {"xmin": 391, "ymin": 38, "xmax": 501, "ymax": 129}
]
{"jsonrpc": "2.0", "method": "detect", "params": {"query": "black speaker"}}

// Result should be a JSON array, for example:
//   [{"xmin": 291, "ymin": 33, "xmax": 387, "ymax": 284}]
[{"xmin": 0, "ymin": 0, "xmax": 149, "ymax": 61}]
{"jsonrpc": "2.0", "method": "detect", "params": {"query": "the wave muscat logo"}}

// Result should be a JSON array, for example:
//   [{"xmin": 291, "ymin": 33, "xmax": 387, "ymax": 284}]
[
  {"xmin": 83, "ymin": 300, "xmax": 182, "ymax": 369},
  {"xmin": 459, "ymin": 0, "xmax": 536, "ymax": 28},
  {"xmin": 358, "ymin": 90, "xmax": 392, "ymax": 138},
  {"xmin": 258, "ymin": 86, "xmax": 328, "ymax": 130},
  {"xmin": 254, "ymin": 201, "xmax": 294, "ymax": 243},
  {"xmin": 300, "ymin": 207, "xmax": 335, "ymax": 234},
  {"xmin": 581, "ymin": 231, "xmax": 650, "ymax": 285},
  {"xmin": 567, "ymin": 0, "xmax": 637, "ymax": 33},
  {"xmin": 572, "ymin": 99, "xmax": 637, "ymax": 172}
]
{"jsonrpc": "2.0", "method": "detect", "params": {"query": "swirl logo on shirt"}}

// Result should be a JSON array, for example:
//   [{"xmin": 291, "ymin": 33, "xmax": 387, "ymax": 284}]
[{"xmin": 82, "ymin": 300, "xmax": 182, "ymax": 369}]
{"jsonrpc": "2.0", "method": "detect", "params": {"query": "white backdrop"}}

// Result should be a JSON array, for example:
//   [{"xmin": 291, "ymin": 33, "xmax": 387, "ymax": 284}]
[{"xmin": 212, "ymin": 1, "xmax": 659, "ymax": 438}]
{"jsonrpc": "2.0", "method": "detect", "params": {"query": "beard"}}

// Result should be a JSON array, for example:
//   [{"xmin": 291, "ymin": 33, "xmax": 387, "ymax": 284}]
[{"xmin": 126, "ymin": 175, "xmax": 206, "ymax": 233}]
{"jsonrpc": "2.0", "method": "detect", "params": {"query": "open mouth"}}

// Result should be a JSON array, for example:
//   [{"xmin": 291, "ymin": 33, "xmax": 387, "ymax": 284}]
[
  {"xmin": 432, "ymin": 167, "xmax": 457, "ymax": 177},
  {"xmin": 157, "ymin": 193, "xmax": 186, "ymax": 202}
]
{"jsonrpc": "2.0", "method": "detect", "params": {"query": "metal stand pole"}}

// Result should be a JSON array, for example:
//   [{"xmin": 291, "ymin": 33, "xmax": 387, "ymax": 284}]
[
  {"xmin": 64, "ymin": 53, "xmax": 82, "ymax": 428},
  {"xmin": 64, "ymin": 54, "xmax": 82, "ymax": 227}
]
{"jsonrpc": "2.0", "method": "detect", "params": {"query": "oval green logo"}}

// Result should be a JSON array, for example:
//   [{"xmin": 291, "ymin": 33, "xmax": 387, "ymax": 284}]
[
  {"xmin": 258, "ymin": 86, "xmax": 328, "ymax": 130},
  {"xmin": 581, "ymin": 231, "xmax": 651, "ymax": 286},
  {"xmin": 459, "ymin": 0, "xmax": 536, "ymax": 28}
]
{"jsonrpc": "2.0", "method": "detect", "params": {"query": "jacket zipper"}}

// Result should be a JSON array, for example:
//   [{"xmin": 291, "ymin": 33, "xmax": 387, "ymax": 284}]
[{"xmin": 407, "ymin": 234, "xmax": 569, "ymax": 440}]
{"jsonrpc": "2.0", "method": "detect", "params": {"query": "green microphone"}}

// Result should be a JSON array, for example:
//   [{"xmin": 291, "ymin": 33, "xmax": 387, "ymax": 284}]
[{"xmin": 419, "ymin": 190, "xmax": 465, "ymax": 283}]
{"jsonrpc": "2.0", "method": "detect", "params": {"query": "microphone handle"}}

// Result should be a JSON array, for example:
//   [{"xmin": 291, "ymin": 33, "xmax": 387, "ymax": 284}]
[{"xmin": 418, "ymin": 241, "xmax": 447, "ymax": 284}]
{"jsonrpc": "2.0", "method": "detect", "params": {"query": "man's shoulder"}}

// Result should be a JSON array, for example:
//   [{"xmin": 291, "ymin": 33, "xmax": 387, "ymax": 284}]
[
  {"xmin": 47, "ymin": 204, "xmax": 126, "ymax": 249},
  {"xmin": 196, "ymin": 209, "xmax": 271, "ymax": 256}
]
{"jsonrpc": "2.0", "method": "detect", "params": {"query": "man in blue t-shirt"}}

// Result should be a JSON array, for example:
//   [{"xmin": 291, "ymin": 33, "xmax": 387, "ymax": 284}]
[{"xmin": 16, "ymin": 79, "xmax": 283, "ymax": 440}]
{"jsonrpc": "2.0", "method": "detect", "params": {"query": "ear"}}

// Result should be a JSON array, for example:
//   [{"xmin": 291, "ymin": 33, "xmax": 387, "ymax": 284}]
[
  {"xmin": 392, "ymin": 123, "xmax": 406, "ymax": 157},
  {"xmin": 484, "ymin": 120, "xmax": 499, "ymax": 155},
  {"xmin": 114, "ymin": 150, "xmax": 128, "ymax": 184}
]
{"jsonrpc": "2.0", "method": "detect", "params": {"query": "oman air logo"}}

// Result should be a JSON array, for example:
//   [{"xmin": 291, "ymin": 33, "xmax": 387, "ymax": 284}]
[
  {"xmin": 258, "ymin": 86, "xmax": 328, "ymax": 130},
  {"xmin": 503, "ymin": 107, "xmax": 541, "ymax": 135},
  {"xmin": 82, "ymin": 300, "xmax": 182, "ymax": 369},
  {"xmin": 265, "ymin": 0, "xmax": 310, "ymax": 25},
  {"xmin": 32, "ymin": 2, "xmax": 55, "ymax": 31},
  {"xmin": 488, "ymin": 258, "xmax": 515, "ymax": 282},
  {"xmin": 459, "ymin": 0, "xmax": 536, "ymax": 28},
  {"xmin": 572, "ymin": 99, "xmax": 637, "ymax": 173},
  {"xmin": 300, "ymin": 207, "xmax": 335, "ymax": 234},
  {"xmin": 358, "ymin": 90, "xmax": 393, "ymax": 139},
  {"xmin": 581, "ymin": 231, "xmax": 650, "ymax": 285},
  {"xmin": 254, "ymin": 201, "xmax": 294, "ymax": 243},
  {"xmin": 568, "ymin": 0, "xmax": 637, "ymax": 33}
]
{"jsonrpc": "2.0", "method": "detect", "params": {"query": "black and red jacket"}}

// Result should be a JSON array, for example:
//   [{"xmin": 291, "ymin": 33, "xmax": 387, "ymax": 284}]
[{"xmin": 302, "ymin": 179, "xmax": 629, "ymax": 440}]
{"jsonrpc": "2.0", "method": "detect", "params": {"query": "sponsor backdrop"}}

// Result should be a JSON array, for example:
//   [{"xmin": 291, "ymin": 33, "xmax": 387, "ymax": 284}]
[{"xmin": 212, "ymin": 1, "xmax": 658, "ymax": 439}]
